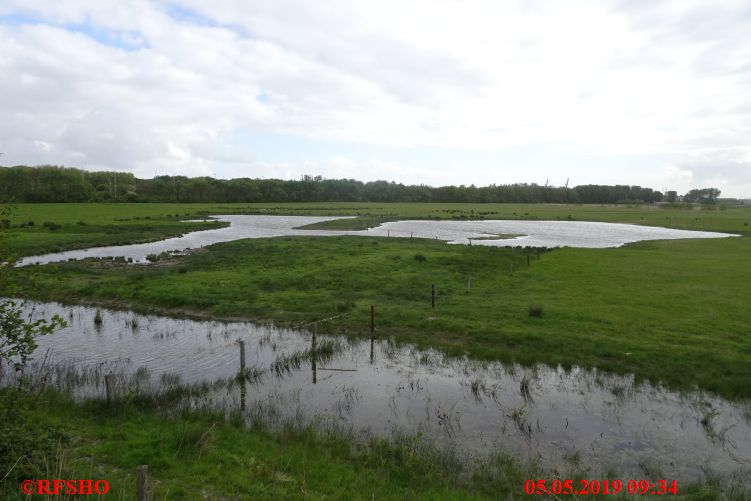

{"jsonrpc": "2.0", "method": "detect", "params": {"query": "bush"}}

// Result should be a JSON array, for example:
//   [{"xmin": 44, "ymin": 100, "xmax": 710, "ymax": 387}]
[
  {"xmin": 42, "ymin": 221, "xmax": 61, "ymax": 230},
  {"xmin": 528, "ymin": 305, "xmax": 544, "ymax": 317},
  {"xmin": 0, "ymin": 390, "xmax": 65, "ymax": 492},
  {"xmin": 414, "ymin": 253, "xmax": 427, "ymax": 263}
]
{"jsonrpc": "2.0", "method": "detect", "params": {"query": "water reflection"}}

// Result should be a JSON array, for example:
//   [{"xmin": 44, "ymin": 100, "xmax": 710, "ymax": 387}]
[{"xmin": 4, "ymin": 301, "xmax": 750, "ymax": 483}]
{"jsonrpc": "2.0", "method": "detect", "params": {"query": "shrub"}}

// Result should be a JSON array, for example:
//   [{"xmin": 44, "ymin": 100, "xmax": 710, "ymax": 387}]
[
  {"xmin": 528, "ymin": 305, "xmax": 544, "ymax": 317},
  {"xmin": 42, "ymin": 221, "xmax": 61, "ymax": 230},
  {"xmin": 414, "ymin": 253, "xmax": 427, "ymax": 263},
  {"xmin": 0, "ymin": 391, "xmax": 65, "ymax": 491}
]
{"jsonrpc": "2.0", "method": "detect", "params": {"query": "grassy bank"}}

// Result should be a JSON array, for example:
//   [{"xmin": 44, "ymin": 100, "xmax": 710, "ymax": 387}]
[
  {"xmin": 1, "ymin": 203, "xmax": 228, "ymax": 259},
  {"xmin": 12, "ymin": 233, "xmax": 751, "ymax": 399}
]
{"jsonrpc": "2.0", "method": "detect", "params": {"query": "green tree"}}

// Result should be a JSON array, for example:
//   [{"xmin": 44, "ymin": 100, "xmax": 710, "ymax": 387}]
[
  {"xmin": 1, "ymin": 205, "xmax": 66, "ymax": 373},
  {"xmin": 683, "ymin": 188, "xmax": 721, "ymax": 204}
]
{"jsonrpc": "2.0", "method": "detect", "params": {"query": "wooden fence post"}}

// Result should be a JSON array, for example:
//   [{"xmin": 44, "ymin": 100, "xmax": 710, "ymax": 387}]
[
  {"xmin": 136, "ymin": 465, "xmax": 149, "ymax": 501},
  {"xmin": 104, "ymin": 373, "xmax": 114, "ymax": 404},
  {"xmin": 238, "ymin": 340, "xmax": 246, "ymax": 378},
  {"xmin": 431, "ymin": 284, "xmax": 436, "ymax": 309},
  {"xmin": 239, "ymin": 340, "xmax": 246, "ymax": 411},
  {"xmin": 312, "ymin": 322, "xmax": 317, "ymax": 384}
]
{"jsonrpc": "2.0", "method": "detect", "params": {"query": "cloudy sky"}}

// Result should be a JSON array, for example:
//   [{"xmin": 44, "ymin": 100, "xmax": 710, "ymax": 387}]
[{"xmin": 1, "ymin": 1, "xmax": 750, "ymax": 196}]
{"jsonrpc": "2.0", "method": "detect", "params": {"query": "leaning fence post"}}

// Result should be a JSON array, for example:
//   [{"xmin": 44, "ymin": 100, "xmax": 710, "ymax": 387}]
[{"xmin": 136, "ymin": 465, "xmax": 149, "ymax": 501}]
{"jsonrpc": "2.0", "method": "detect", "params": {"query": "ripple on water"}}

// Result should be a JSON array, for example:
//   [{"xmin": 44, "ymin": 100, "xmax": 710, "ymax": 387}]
[{"xmin": 5, "ymin": 300, "xmax": 750, "ymax": 483}]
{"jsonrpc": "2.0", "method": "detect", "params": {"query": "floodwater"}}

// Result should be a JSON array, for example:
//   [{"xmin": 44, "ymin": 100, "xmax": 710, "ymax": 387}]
[
  {"xmin": 17, "ymin": 215, "xmax": 738, "ymax": 266},
  {"xmin": 8, "ymin": 301, "xmax": 750, "ymax": 483}
]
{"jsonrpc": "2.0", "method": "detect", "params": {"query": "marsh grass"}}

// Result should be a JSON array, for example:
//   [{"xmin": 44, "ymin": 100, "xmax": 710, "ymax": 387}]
[{"xmin": 270, "ymin": 339, "xmax": 344, "ymax": 377}]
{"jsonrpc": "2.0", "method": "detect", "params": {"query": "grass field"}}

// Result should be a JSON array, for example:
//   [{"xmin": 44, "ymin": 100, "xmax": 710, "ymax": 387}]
[
  {"xmin": 5, "ymin": 202, "xmax": 751, "ymax": 399},
  {"xmin": 0, "ymin": 203, "xmax": 233, "ymax": 259},
  {"xmin": 14, "ymin": 232, "xmax": 751, "ymax": 399},
  {"xmin": 2, "ymin": 202, "xmax": 749, "ymax": 259},
  {"xmin": 3, "ymin": 202, "xmax": 751, "ymax": 498}
]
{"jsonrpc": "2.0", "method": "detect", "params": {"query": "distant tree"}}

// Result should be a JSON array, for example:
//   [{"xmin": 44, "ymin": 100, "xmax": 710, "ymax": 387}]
[
  {"xmin": 0, "ymin": 165, "xmax": 683, "ymax": 205},
  {"xmin": 683, "ymin": 188, "xmax": 721, "ymax": 204},
  {"xmin": 665, "ymin": 191, "xmax": 678, "ymax": 203}
]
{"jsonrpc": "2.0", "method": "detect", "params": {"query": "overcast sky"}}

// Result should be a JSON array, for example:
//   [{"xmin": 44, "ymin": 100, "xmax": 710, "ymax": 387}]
[{"xmin": 1, "ymin": 1, "xmax": 750, "ymax": 196}]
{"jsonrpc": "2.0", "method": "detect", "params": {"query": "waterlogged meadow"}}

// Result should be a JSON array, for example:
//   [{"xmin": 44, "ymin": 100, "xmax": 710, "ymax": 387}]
[
  {"xmin": 3, "ymin": 202, "xmax": 751, "ymax": 499},
  {"xmin": 16, "ymin": 214, "xmax": 738, "ymax": 265},
  {"xmin": 8, "ymin": 301, "xmax": 751, "ymax": 488},
  {"xmin": 15, "ymin": 233, "xmax": 751, "ymax": 400}
]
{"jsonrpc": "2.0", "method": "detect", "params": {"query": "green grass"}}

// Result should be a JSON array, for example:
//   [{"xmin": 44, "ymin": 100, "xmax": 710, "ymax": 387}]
[
  {"xmin": 13, "ymin": 233, "xmax": 751, "ymax": 399},
  {"xmin": 5, "ymin": 202, "xmax": 750, "ymax": 397},
  {"xmin": 3, "ymin": 202, "xmax": 750, "ymax": 259},
  {"xmin": 4, "ymin": 202, "xmax": 751, "ymax": 499},
  {"xmin": 0, "ymin": 203, "xmax": 230, "ymax": 259},
  {"xmin": 0, "ymin": 388, "xmax": 532, "ymax": 500},
  {"xmin": 4, "ymin": 387, "xmax": 747, "ymax": 500}
]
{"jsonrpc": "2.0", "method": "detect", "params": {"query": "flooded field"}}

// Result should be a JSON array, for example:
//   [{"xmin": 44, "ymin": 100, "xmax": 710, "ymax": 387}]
[
  {"xmin": 7, "ymin": 301, "xmax": 750, "ymax": 483},
  {"xmin": 18, "ymin": 215, "xmax": 738, "ymax": 266}
]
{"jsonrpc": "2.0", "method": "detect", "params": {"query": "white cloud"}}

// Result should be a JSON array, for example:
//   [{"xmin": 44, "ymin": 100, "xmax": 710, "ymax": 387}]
[
  {"xmin": 0, "ymin": 1, "xmax": 750, "ymax": 195},
  {"xmin": 668, "ymin": 148, "xmax": 751, "ymax": 197}
]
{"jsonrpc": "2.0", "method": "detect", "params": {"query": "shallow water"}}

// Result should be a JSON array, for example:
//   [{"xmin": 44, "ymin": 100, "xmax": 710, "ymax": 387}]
[
  {"xmin": 9, "ymin": 301, "xmax": 751, "ymax": 482},
  {"xmin": 17, "ymin": 215, "xmax": 738, "ymax": 266}
]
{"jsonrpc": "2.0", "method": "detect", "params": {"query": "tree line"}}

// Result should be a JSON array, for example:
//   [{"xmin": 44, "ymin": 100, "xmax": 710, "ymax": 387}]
[{"xmin": 0, "ymin": 165, "xmax": 717, "ymax": 204}]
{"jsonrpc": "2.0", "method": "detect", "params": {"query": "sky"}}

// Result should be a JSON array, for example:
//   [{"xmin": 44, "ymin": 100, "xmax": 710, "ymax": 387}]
[{"xmin": 1, "ymin": 1, "xmax": 750, "ymax": 196}]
